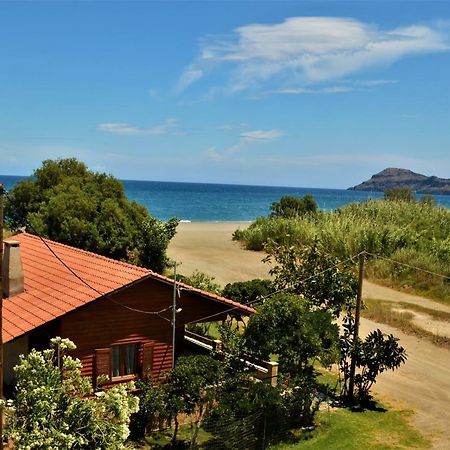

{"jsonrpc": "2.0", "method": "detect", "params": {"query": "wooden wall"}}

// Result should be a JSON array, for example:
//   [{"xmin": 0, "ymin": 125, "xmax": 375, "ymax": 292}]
[{"xmin": 59, "ymin": 277, "xmax": 235, "ymax": 385}]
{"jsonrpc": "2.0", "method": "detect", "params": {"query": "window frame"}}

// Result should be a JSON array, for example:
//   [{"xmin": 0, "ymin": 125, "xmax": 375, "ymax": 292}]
[{"xmin": 110, "ymin": 342, "xmax": 140, "ymax": 381}]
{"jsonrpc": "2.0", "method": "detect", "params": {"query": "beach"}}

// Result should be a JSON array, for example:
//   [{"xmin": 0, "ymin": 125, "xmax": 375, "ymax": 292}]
[{"xmin": 167, "ymin": 221, "xmax": 271, "ymax": 285}]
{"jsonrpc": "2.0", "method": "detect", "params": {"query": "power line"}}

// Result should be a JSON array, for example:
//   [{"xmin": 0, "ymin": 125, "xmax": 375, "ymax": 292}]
[
  {"xmin": 3, "ymin": 190, "xmax": 174, "ymax": 318},
  {"xmin": 186, "ymin": 252, "xmax": 364, "ymax": 325},
  {"xmin": 363, "ymin": 251, "xmax": 450, "ymax": 281}
]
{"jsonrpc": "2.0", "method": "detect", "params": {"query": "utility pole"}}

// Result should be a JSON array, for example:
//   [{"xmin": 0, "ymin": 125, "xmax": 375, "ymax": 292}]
[
  {"xmin": 0, "ymin": 184, "xmax": 4, "ymax": 450},
  {"xmin": 348, "ymin": 252, "xmax": 365, "ymax": 401},
  {"xmin": 171, "ymin": 263, "xmax": 177, "ymax": 369}
]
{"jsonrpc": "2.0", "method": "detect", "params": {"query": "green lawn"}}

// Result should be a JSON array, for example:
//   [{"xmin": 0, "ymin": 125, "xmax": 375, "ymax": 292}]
[
  {"xmin": 270, "ymin": 407, "xmax": 430, "ymax": 450},
  {"xmin": 134, "ymin": 405, "xmax": 429, "ymax": 450}
]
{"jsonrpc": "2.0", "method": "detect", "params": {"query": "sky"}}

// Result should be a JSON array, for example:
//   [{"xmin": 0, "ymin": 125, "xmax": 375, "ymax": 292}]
[{"xmin": 1, "ymin": 0, "xmax": 450, "ymax": 188}]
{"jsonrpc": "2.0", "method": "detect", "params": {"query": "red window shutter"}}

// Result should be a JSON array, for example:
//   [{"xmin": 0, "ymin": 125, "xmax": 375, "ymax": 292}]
[
  {"xmin": 95, "ymin": 348, "xmax": 111, "ymax": 380},
  {"xmin": 141, "ymin": 343, "xmax": 154, "ymax": 379}
]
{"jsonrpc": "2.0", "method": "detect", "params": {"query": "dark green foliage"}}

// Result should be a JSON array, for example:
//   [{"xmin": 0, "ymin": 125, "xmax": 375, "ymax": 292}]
[
  {"xmin": 244, "ymin": 293, "xmax": 339, "ymax": 376},
  {"xmin": 266, "ymin": 242, "xmax": 358, "ymax": 317},
  {"xmin": 222, "ymin": 278, "xmax": 273, "ymax": 305},
  {"xmin": 130, "ymin": 378, "xmax": 167, "ymax": 439},
  {"xmin": 419, "ymin": 194, "xmax": 436, "ymax": 206},
  {"xmin": 339, "ymin": 313, "xmax": 407, "ymax": 403},
  {"xmin": 384, "ymin": 187, "xmax": 416, "ymax": 202},
  {"xmin": 270, "ymin": 194, "xmax": 317, "ymax": 218},
  {"xmin": 5, "ymin": 158, "xmax": 178, "ymax": 272},
  {"xmin": 165, "ymin": 355, "xmax": 224, "ymax": 445},
  {"xmin": 173, "ymin": 270, "xmax": 222, "ymax": 295}
]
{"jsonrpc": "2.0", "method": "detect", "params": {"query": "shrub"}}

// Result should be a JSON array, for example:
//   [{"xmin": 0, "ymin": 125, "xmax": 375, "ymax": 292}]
[{"xmin": 6, "ymin": 337, "xmax": 139, "ymax": 450}]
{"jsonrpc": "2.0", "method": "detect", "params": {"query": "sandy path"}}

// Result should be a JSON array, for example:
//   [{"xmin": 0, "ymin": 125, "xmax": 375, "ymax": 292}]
[
  {"xmin": 364, "ymin": 281, "xmax": 450, "ymax": 314},
  {"xmin": 167, "ymin": 222, "xmax": 271, "ymax": 285},
  {"xmin": 168, "ymin": 222, "xmax": 450, "ymax": 448}
]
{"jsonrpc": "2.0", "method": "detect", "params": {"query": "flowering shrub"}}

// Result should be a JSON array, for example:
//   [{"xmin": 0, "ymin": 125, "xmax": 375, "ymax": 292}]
[{"xmin": 6, "ymin": 337, "xmax": 139, "ymax": 450}]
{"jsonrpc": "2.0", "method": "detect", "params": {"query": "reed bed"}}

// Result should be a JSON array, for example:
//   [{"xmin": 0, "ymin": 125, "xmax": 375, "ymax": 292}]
[{"xmin": 233, "ymin": 199, "xmax": 450, "ymax": 304}]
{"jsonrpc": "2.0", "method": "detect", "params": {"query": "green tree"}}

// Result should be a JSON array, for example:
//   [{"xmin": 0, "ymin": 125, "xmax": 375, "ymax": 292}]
[
  {"xmin": 164, "ymin": 355, "xmax": 224, "ymax": 446},
  {"xmin": 265, "ymin": 242, "xmax": 358, "ymax": 317},
  {"xmin": 222, "ymin": 278, "xmax": 273, "ymax": 305},
  {"xmin": 384, "ymin": 187, "xmax": 416, "ymax": 202},
  {"xmin": 339, "ymin": 314, "xmax": 407, "ymax": 403},
  {"xmin": 244, "ymin": 293, "xmax": 339, "ymax": 376},
  {"xmin": 6, "ymin": 337, "xmax": 139, "ymax": 450},
  {"xmin": 175, "ymin": 270, "xmax": 222, "ymax": 295},
  {"xmin": 419, "ymin": 194, "xmax": 436, "ymax": 206},
  {"xmin": 5, "ymin": 158, "xmax": 178, "ymax": 272},
  {"xmin": 270, "ymin": 194, "xmax": 317, "ymax": 218}
]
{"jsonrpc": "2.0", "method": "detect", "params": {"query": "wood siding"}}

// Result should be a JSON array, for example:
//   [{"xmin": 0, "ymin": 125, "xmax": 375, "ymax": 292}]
[{"xmin": 59, "ymin": 278, "xmax": 234, "ymax": 385}]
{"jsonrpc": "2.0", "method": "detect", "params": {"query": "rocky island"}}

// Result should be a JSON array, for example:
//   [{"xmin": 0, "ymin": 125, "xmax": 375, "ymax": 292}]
[{"xmin": 349, "ymin": 168, "xmax": 450, "ymax": 195}]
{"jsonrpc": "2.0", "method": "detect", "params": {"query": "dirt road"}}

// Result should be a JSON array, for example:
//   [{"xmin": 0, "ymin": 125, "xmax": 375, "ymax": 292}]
[{"xmin": 168, "ymin": 222, "xmax": 450, "ymax": 448}]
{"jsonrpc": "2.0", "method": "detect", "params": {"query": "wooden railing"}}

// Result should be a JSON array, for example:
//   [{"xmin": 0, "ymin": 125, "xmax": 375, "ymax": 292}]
[{"xmin": 184, "ymin": 330, "xmax": 278, "ymax": 386}]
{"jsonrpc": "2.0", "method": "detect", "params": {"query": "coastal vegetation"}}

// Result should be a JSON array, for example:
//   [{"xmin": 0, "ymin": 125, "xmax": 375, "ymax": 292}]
[
  {"xmin": 4, "ymin": 158, "xmax": 179, "ymax": 273},
  {"xmin": 233, "ymin": 194, "xmax": 450, "ymax": 304}
]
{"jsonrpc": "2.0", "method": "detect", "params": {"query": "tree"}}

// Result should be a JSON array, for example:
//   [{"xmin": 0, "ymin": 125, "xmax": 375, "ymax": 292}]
[
  {"xmin": 384, "ymin": 187, "xmax": 416, "ymax": 202},
  {"xmin": 5, "ymin": 158, "xmax": 179, "ymax": 272},
  {"xmin": 339, "ymin": 314, "xmax": 407, "ymax": 403},
  {"xmin": 244, "ymin": 293, "xmax": 339, "ymax": 377},
  {"xmin": 6, "ymin": 337, "xmax": 139, "ymax": 450},
  {"xmin": 164, "ymin": 355, "xmax": 223, "ymax": 446},
  {"xmin": 265, "ymin": 242, "xmax": 358, "ymax": 317},
  {"xmin": 270, "ymin": 194, "xmax": 317, "ymax": 218},
  {"xmin": 175, "ymin": 270, "xmax": 222, "ymax": 295},
  {"xmin": 419, "ymin": 194, "xmax": 436, "ymax": 206},
  {"xmin": 222, "ymin": 279, "xmax": 273, "ymax": 305}
]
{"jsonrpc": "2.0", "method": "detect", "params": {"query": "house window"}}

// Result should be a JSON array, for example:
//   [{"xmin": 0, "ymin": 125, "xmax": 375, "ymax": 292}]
[{"xmin": 111, "ymin": 343, "xmax": 139, "ymax": 378}]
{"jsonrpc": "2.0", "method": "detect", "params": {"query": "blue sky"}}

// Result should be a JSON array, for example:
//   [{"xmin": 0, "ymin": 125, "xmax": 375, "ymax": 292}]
[{"xmin": 1, "ymin": 0, "xmax": 450, "ymax": 188}]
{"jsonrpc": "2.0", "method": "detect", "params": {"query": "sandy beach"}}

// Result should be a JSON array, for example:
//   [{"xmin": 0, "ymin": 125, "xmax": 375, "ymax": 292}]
[{"xmin": 167, "ymin": 222, "xmax": 271, "ymax": 285}]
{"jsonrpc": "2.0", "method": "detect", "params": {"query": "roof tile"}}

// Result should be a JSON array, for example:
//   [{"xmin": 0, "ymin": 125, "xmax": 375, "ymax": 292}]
[{"xmin": 3, "ymin": 233, "xmax": 254, "ymax": 343}]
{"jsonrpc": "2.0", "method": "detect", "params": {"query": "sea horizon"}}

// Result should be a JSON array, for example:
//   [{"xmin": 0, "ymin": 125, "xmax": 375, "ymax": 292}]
[{"xmin": 2, "ymin": 174, "xmax": 450, "ymax": 222}]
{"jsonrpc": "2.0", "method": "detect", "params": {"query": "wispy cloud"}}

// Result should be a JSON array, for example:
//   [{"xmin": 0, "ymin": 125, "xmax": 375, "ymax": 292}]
[
  {"xmin": 97, "ymin": 118, "xmax": 180, "ymax": 135},
  {"xmin": 240, "ymin": 129, "xmax": 283, "ymax": 140},
  {"xmin": 207, "ymin": 128, "xmax": 283, "ymax": 160},
  {"xmin": 261, "ymin": 86, "xmax": 353, "ymax": 96},
  {"xmin": 354, "ymin": 79, "xmax": 398, "ymax": 87},
  {"xmin": 178, "ymin": 17, "xmax": 449, "ymax": 93}
]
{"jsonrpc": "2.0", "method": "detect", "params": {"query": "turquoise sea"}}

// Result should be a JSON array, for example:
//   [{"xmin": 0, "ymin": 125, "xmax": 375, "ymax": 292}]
[{"xmin": 2, "ymin": 175, "xmax": 450, "ymax": 222}]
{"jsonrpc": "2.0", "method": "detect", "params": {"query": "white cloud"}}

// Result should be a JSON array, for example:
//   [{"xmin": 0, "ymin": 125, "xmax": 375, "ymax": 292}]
[
  {"xmin": 207, "ymin": 128, "xmax": 283, "ymax": 160},
  {"xmin": 240, "ymin": 129, "xmax": 283, "ymax": 140},
  {"xmin": 262, "ymin": 86, "xmax": 353, "ymax": 96},
  {"xmin": 175, "ymin": 65, "xmax": 204, "ymax": 92},
  {"xmin": 97, "ymin": 118, "xmax": 179, "ymax": 136},
  {"xmin": 178, "ymin": 17, "xmax": 449, "ymax": 93},
  {"xmin": 354, "ymin": 79, "xmax": 398, "ymax": 87}
]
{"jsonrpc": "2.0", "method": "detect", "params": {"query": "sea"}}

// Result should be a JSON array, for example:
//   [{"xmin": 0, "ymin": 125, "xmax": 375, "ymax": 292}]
[{"xmin": 2, "ymin": 174, "xmax": 450, "ymax": 222}]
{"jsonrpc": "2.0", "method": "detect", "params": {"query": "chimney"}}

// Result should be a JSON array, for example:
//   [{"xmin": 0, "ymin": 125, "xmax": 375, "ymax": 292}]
[{"xmin": 2, "ymin": 241, "xmax": 25, "ymax": 298}]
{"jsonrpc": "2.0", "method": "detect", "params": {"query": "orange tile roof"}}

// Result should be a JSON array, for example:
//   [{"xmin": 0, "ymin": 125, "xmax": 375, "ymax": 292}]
[{"xmin": 3, "ymin": 233, "xmax": 254, "ymax": 343}]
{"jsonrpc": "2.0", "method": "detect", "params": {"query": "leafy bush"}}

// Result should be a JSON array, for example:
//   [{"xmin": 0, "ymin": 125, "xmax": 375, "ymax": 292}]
[
  {"xmin": 384, "ymin": 187, "xmax": 416, "ymax": 202},
  {"xmin": 244, "ymin": 293, "xmax": 339, "ymax": 376},
  {"xmin": 339, "ymin": 315, "xmax": 407, "ymax": 403},
  {"xmin": 222, "ymin": 278, "xmax": 273, "ymax": 305},
  {"xmin": 6, "ymin": 337, "xmax": 139, "ymax": 450},
  {"xmin": 270, "ymin": 194, "xmax": 317, "ymax": 218},
  {"xmin": 175, "ymin": 270, "xmax": 222, "ymax": 295}
]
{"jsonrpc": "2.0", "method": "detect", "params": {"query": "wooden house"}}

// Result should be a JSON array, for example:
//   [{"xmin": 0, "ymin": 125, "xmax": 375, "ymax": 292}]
[{"xmin": 2, "ymin": 233, "xmax": 254, "ymax": 392}]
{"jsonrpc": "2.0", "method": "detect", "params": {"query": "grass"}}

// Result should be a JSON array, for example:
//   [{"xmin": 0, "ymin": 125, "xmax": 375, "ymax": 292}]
[
  {"xmin": 233, "ymin": 199, "xmax": 450, "ymax": 306},
  {"xmin": 269, "ymin": 407, "xmax": 430, "ymax": 450},
  {"xmin": 134, "ymin": 405, "xmax": 429, "ymax": 450},
  {"xmin": 362, "ymin": 298, "xmax": 450, "ymax": 349}
]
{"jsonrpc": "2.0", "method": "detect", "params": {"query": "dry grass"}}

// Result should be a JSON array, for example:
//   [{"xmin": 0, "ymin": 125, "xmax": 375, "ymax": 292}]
[{"xmin": 362, "ymin": 298, "xmax": 450, "ymax": 349}]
